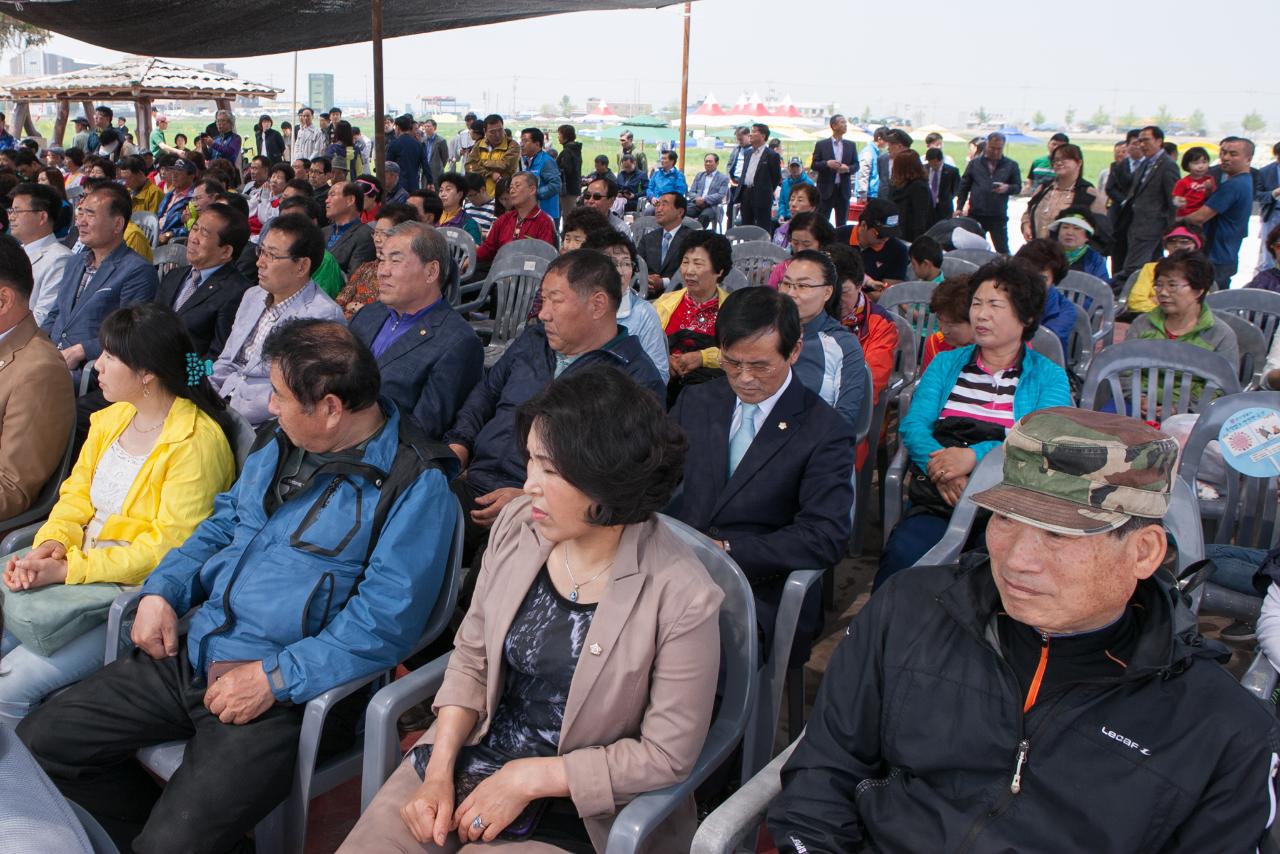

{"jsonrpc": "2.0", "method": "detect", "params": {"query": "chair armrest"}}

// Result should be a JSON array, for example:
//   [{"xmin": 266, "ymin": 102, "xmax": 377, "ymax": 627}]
[
  {"xmin": 360, "ymin": 652, "xmax": 452, "ymax": 812},
  {"xmin": 607, "ymin": 717, "xmax": 754, "ymax": 854},
  {"xmin": 882, "ymin": 444, "xmax": 909, "ymax": 547},
  {"xmin": 0, "ymin": 521, "xmax": 43, "ymax": 556},
  {"xmin": 690, "ymin": 739, "xmax": 800, "ymax": 854},
  {"xmin": 1242, "ymin": 651, "xmax": 1279, "ymax": 708},
  {"xmin": 79, "ymin": 360, "xmax": 96, "ymax": 397},
  {"xmin": 455, "ymin": 280, "xmax": 492, "ymax": 314},
  {"xmin": 104, "ymin": 589, "xmax": 146, "ymax": 664}
]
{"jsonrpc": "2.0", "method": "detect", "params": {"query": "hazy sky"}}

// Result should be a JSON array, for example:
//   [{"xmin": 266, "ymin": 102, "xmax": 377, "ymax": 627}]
[{"xmin": 9, "ymin": 0, "xmax": 1278, "ymax": 135}]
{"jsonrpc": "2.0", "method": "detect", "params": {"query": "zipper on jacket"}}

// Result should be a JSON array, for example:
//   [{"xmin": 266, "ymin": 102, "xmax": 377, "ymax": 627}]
[
  {"xmin": 1022, "ymin": 631, "xmax": 1050, "ymax": 713},
  {"xmin": 1009, "ymin": 739, "xmax": 1030, "ymax": 794}
]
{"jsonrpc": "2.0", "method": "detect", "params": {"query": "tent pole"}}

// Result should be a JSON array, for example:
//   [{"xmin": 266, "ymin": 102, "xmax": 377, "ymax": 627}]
[
  {"xmin": 371, "ymin": 0, "xmax": 385, "ymax": 182},
  {"xmin": 677, "ymin": 2, "xmax": 691, "ymax": 172},
  {"xmin": 53, "ymin": 99, "xmax": 69, "ymax": 147},
  {"xmin": 292, "ymin": 51, "xmax": 299, "ymax": 118}
]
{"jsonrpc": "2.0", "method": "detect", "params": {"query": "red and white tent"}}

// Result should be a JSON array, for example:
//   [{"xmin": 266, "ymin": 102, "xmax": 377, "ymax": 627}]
[{"xmin": 582, "ymin": 101, "xmax": 622, "ymax": 124}]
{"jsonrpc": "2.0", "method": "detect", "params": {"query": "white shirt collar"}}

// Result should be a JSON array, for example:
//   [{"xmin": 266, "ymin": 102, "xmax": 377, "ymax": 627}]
[
  {"xmin": 731, "ymin": 369, "xmax": 793, "ymax": 435},
  {"xmin": 23, "ymin": 232, "xmax": 59, "ymax": 254}
]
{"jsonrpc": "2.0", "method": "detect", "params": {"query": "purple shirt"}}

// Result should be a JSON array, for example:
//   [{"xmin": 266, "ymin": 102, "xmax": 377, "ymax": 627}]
[{"xmin": 370, "ymin": 298, "xmax": 442, "ymax": 358}]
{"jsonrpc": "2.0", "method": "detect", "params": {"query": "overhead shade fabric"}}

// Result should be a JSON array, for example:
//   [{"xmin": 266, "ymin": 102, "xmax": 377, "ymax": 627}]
[{"xmin": 3, "ymin": 0, "xmax": 686, "ymax": 58}]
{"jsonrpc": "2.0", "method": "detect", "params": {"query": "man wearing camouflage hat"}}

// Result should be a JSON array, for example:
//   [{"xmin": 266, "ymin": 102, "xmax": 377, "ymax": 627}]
[{"xmin": 769, "ymin": 407, "xmax": 1280, "ymax": 853}]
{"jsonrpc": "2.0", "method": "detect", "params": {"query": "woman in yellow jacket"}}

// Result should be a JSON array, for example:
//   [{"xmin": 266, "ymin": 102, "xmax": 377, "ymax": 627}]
[
  {"xmin": 652, "ymin": 230, "xmax": 732, "ymax": 406},
  {"xmin": 0, "ymin": 304, "xmax": 234, "ymax": 724}
]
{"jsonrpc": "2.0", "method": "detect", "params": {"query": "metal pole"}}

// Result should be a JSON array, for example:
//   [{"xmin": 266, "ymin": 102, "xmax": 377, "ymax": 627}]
[
  {"xmin": 677, "ymin": 2, "xmax": 691, "ymax": 172},
  {"xmin": 292, "ymin": 51, "xmax": 299, "ymax": 117},
  {"xmin": 372, "ymin": 0, "xmax": 385, "ymax": 181}
]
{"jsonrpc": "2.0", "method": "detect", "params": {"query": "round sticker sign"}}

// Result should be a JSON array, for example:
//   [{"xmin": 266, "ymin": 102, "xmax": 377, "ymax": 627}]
[{"xmin": 1217, "ymin": 406, "xmax": 1280, "ymax": 477}]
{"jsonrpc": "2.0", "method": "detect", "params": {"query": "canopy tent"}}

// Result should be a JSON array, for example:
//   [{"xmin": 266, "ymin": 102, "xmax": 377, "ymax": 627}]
[
  {"xmin": 913, "ymin": 124, "xmax": 965, "ymax": 143},
  {"xmin": 993, "ymin": 126, "xmax": 1042, "ymax": 145},
  {"xmin": 2, "ymin": 57, "xmax": 281, "ymax": 147},
  {"xmin": 1, "ymin": 0, "xmax": 686, "ymax": 58},
  {"xmin": 581, "ymin": 101, "xmax": 622, "ymax": 124}
]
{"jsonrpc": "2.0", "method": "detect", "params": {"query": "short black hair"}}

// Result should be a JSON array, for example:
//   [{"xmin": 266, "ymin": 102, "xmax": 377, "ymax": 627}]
[
  {"xmin": 87, "ymin": 182, "xmax": 132, "ymax": 228},
  {"xmin": 278, "ymin": 194, "xmax": 321, "ymax": 223},
  {"xmin": 1050, "ymin": 132, "xmax": 1070, "ymax": 144},
  {"xmin": 1180, "ymin": 146, "xmax": 1209, "ymax": 171},
  {"xmin": 95, "ymin": 105, "xmax": 113, "ymax": 119},
  {"xmin": 561, "ymin": 205, "xmax": 612, "ymax": 238},
  {"xmin": 483, "ymin": 113, "xmax": 503, "ymax": 127},
  {"xmin": 312, "ymin": 156, "xmax": 332, "ymax": 173},
  {"xmin": 216, "ymin": 191, "xmax": 250, "ymax": 219},
  {"xmin": 825, "ymin": 243, "xmax": 864, "ymax": 286},
  {"xmin": 924, "ymin": 147, "xmax": 943, "ymax": 163},
  {"xmin": 585, "ymin": 175, "xmax": 619, "ymax": 198},
  {"xmin": 516, "ymin": 365, "xmax": 686, "ymax": 526},
  {"xmin": 1140, "ymin": 125, "xmax": 1165, "ymax": 143},
  {"xmin": 545, "ymin": 248, "xmax": 622, "ymax": 310},
  {"xmin": 12, "ymin": 149, "xmax": 37, "ymax": 169},
  {"xmin": 787, "ymin": 211, "xmax": 834, "ymax": 245},
  {"xmin": 408, "ymin": 189, "xmax": 443, "ymax": 221},
  {"xmin": 679, "ymin": 230, "xmax": 732, "ymax": 282},
  {"xmin": 266, "ymin": 212, "xmax": 325, "ymax": 277},
  {"xmin": 116, "ymin": 154, "xmax": 146, "ymax": 175},
  {"xmin": 0, "ymin": 232, "xmax": 34, "ymax": 299},
  {"xmin": 201, "ymin": 202, "xmax": 250, "ymax": 256},
  {"xmin": 521, "ymin": 127, "xmax": 544, "ymax": 147},
  {"xmin": 394, "ymin": 115, "xmax": 413, "ymax": 132},
  {"xmin": 436, "ymin": 171, "xmax": 467, "ymax": 199},
  {"xmin": 661, "ymin": 191, "xmax": 687, "ymax": 212},
  {"xmin": 717, "ymin": 285, "xmax": 802, "ymax": 357},
  {"xmin": 269, "ymin": 162, "xmax": 295, "ymax": 181},
  {"xmin": 376, "ymin": 202, "xmax": 421, "ymax": 228},
  {"xmin": 285, "ymin": 178, "xmax": 313, "ymax": 195},
  {"xmin": 594, "ymin": 154, "xmax": 610, "ymax": 166},
  {"xmin": 789, "ymin": 183, "xmax": 819, "ymax": 210},
  {"xmin": 1153, "ymin": 250, "xmax": 1215, "ymax": 303},
  {"xmin": 11, "ymin": 181, "xmax": 60, "ymax": 221},
  {"xmin": 967, "ymin": 258, "xmax": 1046, "ymax": 341},
  {"xmin": 262, "ymin": 319, "xmax": 380, "ymax": 412},
  {"xmin": 885, "ymin": 129, "xmax": 913, "ymax": 147},
  {"xmin": 930, "ymin": 274, "xmax": 973, "ymax": 322},
  {"xmin": 1125, "ymin": 128, "xmax": 1140, "ymax": 142},
  {"xmin": 751, "ymin": 122, "xmax": 770, "ymax": 138},
  {"xmin": 583, "ymin": 228, "xmax": 638, "ymax": 271},
  {"xmin": 1015, "ymin": 238, "xmax": 1069, "ymax": 285},
  {"xmin": 908, "ymin": 235, "xmax": 944, "ymax": 268}
]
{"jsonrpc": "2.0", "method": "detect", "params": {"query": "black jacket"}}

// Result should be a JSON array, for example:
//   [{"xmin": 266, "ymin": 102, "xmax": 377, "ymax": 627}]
[
  {"xmin": 889, "ymin": 178, "xmax": 934, "ymax": 242},
  {"xmin": 768, "ymin": 557, "xmax": 1280, "ymax": 854},
  {"xmin": 931, "ymin": 163, "xmax": 961, "ymax": 222},
  {"xmin": 255, "ymin": 127, "xmax": 285, "ymax": 164},
  {"xmin": 155, "ymin": 263, "xmax": 252, "ymax": 361},
  {"xmin": 557, "ymin": 140, "xmax": 582, "ymax": 197}
]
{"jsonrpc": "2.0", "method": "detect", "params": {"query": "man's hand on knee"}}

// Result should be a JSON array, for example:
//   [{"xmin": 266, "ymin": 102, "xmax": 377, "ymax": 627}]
[
  {"xmin": 131, "ymin": 595, "xmax": 179, "ymax": 660},
  {"xmin": 204, "ymin": 663, "xmax": 277, "ymax": 725}
]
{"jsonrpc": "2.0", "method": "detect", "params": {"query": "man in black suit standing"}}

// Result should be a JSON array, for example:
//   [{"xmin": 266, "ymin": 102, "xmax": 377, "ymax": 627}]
[
  {"xmin": 670, "ymin": 287, "xmax": 855, "ymax": 660},
  {"xmin": 739, "ymin": 122, "xmax": 783, "ymax": 234},
  {"xmin": 924, "ymin": 148, "xmax": 961, "ymax": 222},
  {"xmin": 1118, "ymin": 125, "xmax": 1179, "ymax": 280},
  {"xmin": 811, "ymin": 114, "xmax": 858, "ymax": 227},
  {"xmin": 638, "ymin": 191, "xmax": 695, "ymax": 296},
  {"xmin": 154, "ymin": 203, "xmax": 252, "ymax": 361}
]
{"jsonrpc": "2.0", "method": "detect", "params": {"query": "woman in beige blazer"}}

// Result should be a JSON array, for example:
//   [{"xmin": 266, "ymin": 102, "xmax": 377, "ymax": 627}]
[{"xmin": 342, "ymin": 366, "xmax": 723, "ymax": 853}]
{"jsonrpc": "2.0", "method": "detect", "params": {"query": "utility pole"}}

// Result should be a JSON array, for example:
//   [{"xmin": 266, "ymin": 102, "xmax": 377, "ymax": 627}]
[{"xmin": 677, "ymin": 2, "xmax": 691, "ymax": 171}]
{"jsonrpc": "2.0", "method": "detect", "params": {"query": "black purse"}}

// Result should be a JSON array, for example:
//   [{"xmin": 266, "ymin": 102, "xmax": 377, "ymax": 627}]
[{"xmin": 906, "ymin": 417, "xmax": 1007, "ymax": 517}]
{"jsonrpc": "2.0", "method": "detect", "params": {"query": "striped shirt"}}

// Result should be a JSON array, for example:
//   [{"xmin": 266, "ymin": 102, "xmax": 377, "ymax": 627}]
[
  {"xmin": 939, "ymin": 349, "xmax": 1022, "ymax": 428},
  {"xmin": 463, "ymin": 200, "xmax": 498, "ymax": 238}
]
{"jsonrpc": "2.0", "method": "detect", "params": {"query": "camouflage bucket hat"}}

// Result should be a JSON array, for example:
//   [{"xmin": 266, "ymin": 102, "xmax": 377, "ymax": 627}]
[{"xmin": 970, "ymin": 407, "xmax": 1179, "ymax": 536}]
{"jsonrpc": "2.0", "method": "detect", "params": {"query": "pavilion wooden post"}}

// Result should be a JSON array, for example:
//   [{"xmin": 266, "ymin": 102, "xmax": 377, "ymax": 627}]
[
  {"xmin": 11, "ymin": 102, "xmax": 30, "ymax": 139},
  {"xmin": 135, "ymin": 97, "xmax": 152, "ymax": 153},
  {"xmin": 52, "ymin": 99, "xmax": 69, "ymax": 146},
  {"xmin": 371, "ymin": 0, "xmax": 385, "ymax": 181},
  {"xmin": 80, "ymin": 101, "xmax": 95, "ymax": 127},
  {"xmin": 677, "ymin": 2, "xmax": 691, "ymax": 171}
]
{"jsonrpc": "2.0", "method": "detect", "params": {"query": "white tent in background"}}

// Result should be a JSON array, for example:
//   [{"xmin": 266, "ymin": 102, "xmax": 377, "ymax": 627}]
[
  {"xmin": 681, "ymin": 91, "xmax": 736, "ymax": 128},
  {"xmin": 913, "ymin": 124, "xmax": 966, "ymax": 142},
  {"xmin": 582, "ymin": 101, "xmax": 622, "ymax": 124},
  {"xmin": 726, "ymin": 91, "xmax": 769, "ymax": 124}
]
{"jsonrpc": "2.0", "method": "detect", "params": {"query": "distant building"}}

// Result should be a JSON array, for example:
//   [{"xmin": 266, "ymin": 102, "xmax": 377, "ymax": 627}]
[
  {"xmin": 584, "ymin": 98, "xmax": 652, "ymax": 118},
  {"xmin": 9, "ymin": 49, "xmax": 93, "ymax": 77},
  {"xmin": 417, "ymin": 95, "xmax": 470, "ymax": 117},
  {"xmin": 309, "ymin": 74, "xmax": 335, "ymax": 113}
]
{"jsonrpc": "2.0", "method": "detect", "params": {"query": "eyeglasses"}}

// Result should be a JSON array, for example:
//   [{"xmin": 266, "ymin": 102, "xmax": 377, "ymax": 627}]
[
  {"xmin": 7, "ymin": 208, "xmax": 40, "ymax": 215},
  {"xmin": 1152, "ymin": 278, "xmax": 1192, "ymax": 293},
  {"xmin": 722, "ymin": 356, "xmax": 785, "ymax": 378},
  {"xmin": 779, "ymin": 279, "xmax": 830, "ymax": 292},
  {"xmin": 582, "ymin": 192, "xmax": 609, "ymax": 201},
  {"xmin": 259, "ymin": 247, "xmax": 297, "ymax": 264}
]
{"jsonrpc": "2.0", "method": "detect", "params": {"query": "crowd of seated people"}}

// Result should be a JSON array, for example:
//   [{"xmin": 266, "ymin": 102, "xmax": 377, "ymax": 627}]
[{"xmin": 0, "ymin": 110, "xmax": 1277, "ymax": 854}]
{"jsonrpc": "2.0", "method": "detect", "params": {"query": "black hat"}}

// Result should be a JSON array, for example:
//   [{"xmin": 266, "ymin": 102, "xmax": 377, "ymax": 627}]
[{"xmin": 860, "ymin": 198, "xmax": 901, "ymax": 239}]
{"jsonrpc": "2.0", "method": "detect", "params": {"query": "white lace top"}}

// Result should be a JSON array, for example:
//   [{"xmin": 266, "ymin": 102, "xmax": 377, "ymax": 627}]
[{"xmin": 83, "ymin": 439, "xmax": 148, "ymax": 549}]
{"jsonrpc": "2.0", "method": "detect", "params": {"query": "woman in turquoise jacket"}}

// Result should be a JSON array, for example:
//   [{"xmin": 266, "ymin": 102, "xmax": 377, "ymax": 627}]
[{"xmin": 879, "ymin": 260, "xmax": 1072, "ymax": 587}]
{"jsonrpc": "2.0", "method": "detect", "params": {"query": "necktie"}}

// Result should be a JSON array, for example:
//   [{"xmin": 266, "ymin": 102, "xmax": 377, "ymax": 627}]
[
  {"xmin": 661, "ymin": 231, "xmax": 673, "ymax": 264},
  {"xmin": 930, "ymin": 168, "xmax": 940, "ymax": 204},
  {"xmin": 174, "ymin": 268, "xmax": 201, "ymax": 310},
  {"xmin": 727, "ymin": 403, "xmax": 759, "ymax": 478}
]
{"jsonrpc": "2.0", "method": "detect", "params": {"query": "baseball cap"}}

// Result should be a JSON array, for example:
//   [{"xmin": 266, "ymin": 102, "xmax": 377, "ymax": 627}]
[
  {"xmin": 73, "ymin": 116, "xmax": 89, "ymax": 126},
  {"xmin": 970, "ymin": 408, "xmax": 1178, "ymax": 536},
  {"xmin": 1163, "ymin": 225, "xmax": 1202, "ymax": 249},
  {"xmin": 788, "ymin": 156, "xmax": 803, "ymax": 166},
  {"xmin": 860, "ymin": 198, "xmax": 901, "ymax": 239},
  {"xmin": 167, "ymin": 157, "xmax": 198, "ymax": 174}
]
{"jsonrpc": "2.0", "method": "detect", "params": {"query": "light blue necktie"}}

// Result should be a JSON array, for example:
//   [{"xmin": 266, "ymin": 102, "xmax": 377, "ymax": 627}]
[
  {"xmin": 727, "ymin": 403, "xmax": 759, "ymax": 478},
  {"xmin": 661, "ymin": 230, "xmax": 673, "ymax": 264}
]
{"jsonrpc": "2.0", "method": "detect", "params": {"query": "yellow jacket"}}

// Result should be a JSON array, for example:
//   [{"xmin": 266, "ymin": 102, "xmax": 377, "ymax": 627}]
[
  {"xmin": 465, "ymin": 138, "xmax": 519, "ymax": 198},
  {"xmin": 35, "ymin": 398, "xmax": 234, "ymax": 585},
  {"xmin": 131, "ymin": 181, "xmax": 162, "ymax": 215},
  {"xmin": 653, "ymin": 286, "xmax": 729, "ymax": 369},
  {"xmin": 1127, "ymin": 262, "xmax": 1158, "ymax": 315},
  {"xmin": 124, "ymin": 222, "xmax": 153, "ymax": 263}
]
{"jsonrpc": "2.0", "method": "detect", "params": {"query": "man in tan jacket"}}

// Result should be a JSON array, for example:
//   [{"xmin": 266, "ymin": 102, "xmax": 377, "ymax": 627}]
[
  {"xmin": 464, "ymin": 114, "xmax": 519, "ymax": 199},
  {"xmin": 0, "ymin": 233, "xmax": 75, "ymax": 521}
]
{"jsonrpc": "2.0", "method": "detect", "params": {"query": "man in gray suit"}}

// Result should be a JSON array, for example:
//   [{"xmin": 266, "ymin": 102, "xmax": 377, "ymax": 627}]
[
  {"xmin": 1119, "ymin": 125, "xmax": 1180, "ymax": 279},
  {"xmin": 322, "ymin": 182, "xmax": 376, "ymax": 276},
  {"xmin": 687, "ymin": 153, "xmax": 730, "ymax": 228}
]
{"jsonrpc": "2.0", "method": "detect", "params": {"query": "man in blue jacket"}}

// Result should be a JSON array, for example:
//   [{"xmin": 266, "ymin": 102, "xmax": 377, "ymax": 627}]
[
  {"xmin": 19, "ymin": 320, "xmax": 458, "ymax": 854},
  {"xmin": 444, "ymin": 249, "xmax": 664, "ymax": 561},
  {"xmin": 519, "ymin": 127, "xmax": 562, "ymax": 222},
  {"xmin": 387, "ymin": 114, "xmax": 429, "ymax": 192}
]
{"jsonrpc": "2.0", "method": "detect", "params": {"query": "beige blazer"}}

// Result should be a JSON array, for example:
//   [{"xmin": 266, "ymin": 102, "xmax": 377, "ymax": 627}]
[
  {"xmin": 0, "ymin": 313, "xmax": 73, "ymax": 520},
  {"xmin": 425, "ymin": 495, "xmax": 724, "ymax": 853}
]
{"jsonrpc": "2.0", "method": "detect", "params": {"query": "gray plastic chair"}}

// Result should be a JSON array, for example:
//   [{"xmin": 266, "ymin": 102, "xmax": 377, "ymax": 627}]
[
  {"xmin": 93, "ymin": 497, "xmax": 467, "ymax": 854},
  {"xmin": 1079, "ymin": 339, "xmax": 1242, "ymax": 423},
  {"xmin": 725, "ymin": 224, "xmax": 770, "ymax": 244},
  {"xmin": 690, "ymin": 737, "xmax": 800, "ymax": 854},
  {"xmin": 358, "ymin": 516, "xmax": 758, "ymax": 854},
  {"xmin": 481, "ymin": 265, "xmax": 543, "ymax": 366},
  {"xmin": 910, "ymin": 446, "xmax": 1006, "ymax": 564},
  {"xmin": 1207, "ymin": 288, "xmax": 1280, "ymax": 354},
  {"xmin": 0, "ymin": 419, "xmax": 74, "ymax": 541},
  {"xmin": 631, "ymin": 214, "xmax": 660, "ymax": 244},
  {"xmin": 1029, "ymin": 324, "xmax": 1066, "ymax": 370},
  {"xmin": 721, "ymin": 268, "xmax": 752, "ymax": 292},
  {"xmin": 1065, "ymin": 302, "xmax": 1094, "ymax": 378},
  {"xmin": 945, "ymin": 248, "xmax": 997, "ymax": 266},
  {"xmin": 730, "ymin": 242, "xmax": 789, "ymax": 290},
  {"xmin": 151, "ymin": 243, "xmax": 187, "ymax": 276},
  {"xmin": 1059, "ymin": 270, "xmax": 1116, "ymax": 347},
  {"xmin": 131, "ymin": 211, "xmax": 159, "ymax": 247},
  {"xmin": 456, "ymin": 255, "xmax": 548, "ymax": 317},
  {"xmin": 225, "ymin": 407, "xmax": 259, "ymax": 474},
  {"xmin": 1116, "ymin": 268, "xmax": 1142, "ymax": 314},
  {"xmin": 940, "ymin": 255, "xmax": 979, "ymax": 279},
  {"xmin": 631, "ymin": 254, "xmax": 649, "ymax": 296},
  {"xmin": 493, "ymin": 237, "xmax": 557, "ymax": 266},
  {"xmin": 878, "ymin": 281, "xmax": 939, "ymax": 379},
  {"xmin": 437, "ymin": 225, "xmax": 478, "ymax": 284},
  {"xmin": 1213, "ymin": 309, "xmax": 1267, "ymax": 388}
]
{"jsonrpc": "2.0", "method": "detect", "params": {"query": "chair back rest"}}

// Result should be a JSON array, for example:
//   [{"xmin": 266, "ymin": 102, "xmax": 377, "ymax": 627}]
[
  {"xmin": 682, "ymin": 216, "xmax": 703, "ymax": 232},
  {"xmin": 131, "ymin": 211, "xmax": 159, "ymax": 247},
  {"xmin": 853, "ymin": 363, "xmax": 874, "ymax": 444},
  {"xmin": 1178, "ymin": 391, "xmax": 1280, "ymax": 551},
  {"xmin": 420, "ymin": 495, "xmax": 467, "ymax": 649},
  {"xmin": 1058, "ymin": 271, "xmax": 1115, "ymax": 343},
  {"xmin": 1212, "ymin": 310, "xmax": 1267, "ymax": 387},
  {"xmin": 225, "ymin": 408, "xmax": 259, "ymax": 474},
  {"xmin": 915, "ymin": 446, "xmax": 1007, "ymax": 566},
  {"xmin": 731, "ymin": 242, "xmax": 789, "ymax": 290},
  {"xmin": 945, "ymin": 248, "xmax": 997, "ymax": 267},
  {"xmin": 1065, "ymin": 303, "xmax": 1093, "ymax": 377},
  {"xmin": 632, "ymin": 254, "xmax": 649, "ymax": 296},
  {"xmin": 659, "ymin": 516, "xmax": 757, "ymax": 748},
  {"xmin": 879, "ymin": 281, "xmax": 939, "ymax": 378},
  {"xmin": 940, "ymin": 255, "xmax": 979, "ymax": 279},
  {"xmin": 489, "ymin": 257, "xmax": 548, "ymax": 347},
  {"xmin": 1079, "ymin": 339, "xmax": 1242, "ymax": 422},
  {"xmin": 1029, "ymin": 324, "xmax": 1065, "ymax": 369},
  {"xmin": 494, "ymin": 238, "xmax": 557, "ymax": 267},
  {"xmin": 437, "ymin": 226, "xmax": 478, "ymax": 283},
  {"xmin": 722, "ymin": 268, "xmax": 752, "ymax": 292},
  {"xmin": 0, "ymin": 421, "xmax": 77, "ymax": 539},
  {"xmin": 153, "ymin": 243, "xmax": 187, "ymax": 276},
  {"xmin": 886, "ymin": 311, "xmax": 920, "ymax": 386},
  {"xmin": 631, "ymin": 215, "xmax": 659, "ymax": 244},
  {"xmin": 1207, "ymin": 288, "xmax": 1280, "ymax": 355},
  {"xmin": 726, "ymin": 224, "xmax": 770, "ymax": 244}
]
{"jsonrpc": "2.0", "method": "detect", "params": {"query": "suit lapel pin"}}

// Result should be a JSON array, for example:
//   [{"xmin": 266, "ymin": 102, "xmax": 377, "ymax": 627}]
[
  {"xmin": 778, "ymin": 422, "xmax": 788, "ymax": 431},
  {"xmin": 589, "ymin": 643, "xmax": 602, "ymax": 656},
  {"xmin": 419, "ymin": 328, "xmax": 427, "ymax": 336}
]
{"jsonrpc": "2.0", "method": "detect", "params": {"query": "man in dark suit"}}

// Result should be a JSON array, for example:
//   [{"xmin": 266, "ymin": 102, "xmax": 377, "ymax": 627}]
[
  {"xmin": 671, "ymin": 287, "xmax": 856, "ymax": 658},
  {"xmin": 42, "ymin": 183, "xmax": 157, "ymax": 382},
  {"xmin": 738, "ymin": 122, "xmax": 783, "ymax": 234},
  {"xmin": 924, "ymin": 148, "xmax": 961, "ymax": 223},
  {"xmin": 811, "ymin": 114, "xmax": 858, "ymax": 227},
  {"xmin": 638, "ymin": 191, "xmax": 695, "ymax": 295},
  {"xmin": 1118, "ymin": 125, "xmax": 1180, "ymax": 279},
  {"xmin": 154, "ymin": 203, "xmax": 252, "ymax": 361},
  {"xmin": 322, "ymin": 181, "xmax": 376, "ymax": 276},
  {"xmin": 349, "ymin": 222, "xmax": 483, "ymax": 440}
]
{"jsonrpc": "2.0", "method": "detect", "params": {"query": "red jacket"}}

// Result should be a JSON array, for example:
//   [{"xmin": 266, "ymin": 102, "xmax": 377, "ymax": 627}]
[{"xmin": 476, "ymin": 206, "xmax": 558, "ymax": 263}]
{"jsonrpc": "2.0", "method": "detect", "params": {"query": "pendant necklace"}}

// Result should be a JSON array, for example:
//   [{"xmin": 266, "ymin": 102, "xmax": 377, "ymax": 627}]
[{"xmin": 563, "ymin": 543, "xmax": 612, "ymax": 603}]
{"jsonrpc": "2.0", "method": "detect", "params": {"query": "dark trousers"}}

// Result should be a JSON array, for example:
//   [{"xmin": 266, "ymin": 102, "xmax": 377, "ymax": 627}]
[
  {"xmin": 17, "ymin": 642, "xmax": 303, "ymax": 854},
  {"xmin": 1213, "ymin": 262, "xmax": 1237, "ymax": 290},
  {"xmin": 876, "ymin": 511, "xmax": 950, "ymax": 591},
  {"xmin": 738, "ymin": 186, "xmax": 775, "ymax": 235},
  {"xmin": 973, "ymin": 213, "xmax": 1010, "ymax": 254},
  {"xmin": 818, "ymin": 190, "xmax": 851, "ymax": 227}
]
